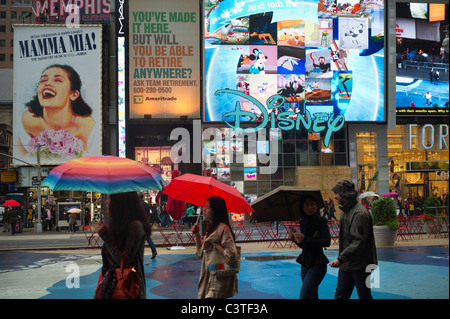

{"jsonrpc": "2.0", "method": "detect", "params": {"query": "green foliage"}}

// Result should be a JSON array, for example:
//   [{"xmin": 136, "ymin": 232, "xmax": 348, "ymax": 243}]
[
  {"xmin": 422, "ymin": 196, "xmax": 443, "ymax": 217},
  {"xmin": 371, "ymin": 196, "xmax": 399, "ymax": 230}
]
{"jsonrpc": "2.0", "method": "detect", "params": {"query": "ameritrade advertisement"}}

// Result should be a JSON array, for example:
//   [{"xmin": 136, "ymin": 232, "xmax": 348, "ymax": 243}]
[{"xmin": 129, "ymin": 0, "xmax": 201, "ymax": 119}]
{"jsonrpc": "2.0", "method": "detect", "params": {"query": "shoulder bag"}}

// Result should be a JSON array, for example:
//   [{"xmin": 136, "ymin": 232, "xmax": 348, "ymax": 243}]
[
  {"xmin": 205, "ymin": 245, "xmax": 241, "ymax": 276},
  {"xmin": 95, "ymin": 252, "xmax": 140, "ymax": 299}
]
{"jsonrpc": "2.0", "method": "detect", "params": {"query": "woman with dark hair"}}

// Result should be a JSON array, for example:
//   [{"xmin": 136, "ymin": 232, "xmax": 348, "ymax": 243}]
[
  {"xmin": 191, "ymin": 196, "xmax": 239, "ymax": 299},
  {"xmin": 18, "ymin": 64, "xmax": 95, "ymax": 155},
  {"xmin": 96, "ymin": 192, "xmax": 151, "ymax": 299},
  {"xmin": 289, "ymin": 195, "xmax": 330, "ymax": 299}
]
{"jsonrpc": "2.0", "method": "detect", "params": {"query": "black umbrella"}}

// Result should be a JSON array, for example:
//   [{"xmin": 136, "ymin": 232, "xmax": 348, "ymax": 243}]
[{"xmin": 250, "ymin": 186, "xmax": 325, "ymax": 222}]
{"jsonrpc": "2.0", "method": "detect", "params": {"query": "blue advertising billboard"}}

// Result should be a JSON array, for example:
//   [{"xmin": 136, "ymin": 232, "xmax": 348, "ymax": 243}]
[
  {"xmin": 204, "ymin": 0, "xmax": 385, "ymax": 126},
  {"xmin": 395, "ymin": 2, "xmax": 449, "ymax": 117}
]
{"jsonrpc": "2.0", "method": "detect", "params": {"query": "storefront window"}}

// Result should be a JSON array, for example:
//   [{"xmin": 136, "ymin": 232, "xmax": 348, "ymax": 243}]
[
  {"xmin": 388, "ymin": 125, "xmax": 449, "ymax": 201},
  {"xmin": 134, "ymin": 143, "xmax": 179, "ymax": 205},
  {"xmin": 356, "ymin": 132, "xmax": 378, "ymax": 193},
  {"xmin": 202, "ymin": 125, "xmax": 347, "ymax": 199},
  {"xmin": 135, "ymin": 146, "xmax": 175, "ymax": 183}
]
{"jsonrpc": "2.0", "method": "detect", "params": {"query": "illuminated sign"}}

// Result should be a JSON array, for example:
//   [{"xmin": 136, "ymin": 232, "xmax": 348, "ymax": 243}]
[
  {"xmin": 129, "ymin": 0, "xmax": 201, "ymax": 119},
  {"xmin": 35, "ymin": 0, "xmax": 111, "ymax": 24},
  {"xmin": 217, "ymin": 88, "xmax": 344, "ymax": 147},
  {"xmin": 406, "ymin": 161, "xmax": 449, "ymax": 171},
  {"xmin": 395, "ymin": 3, "xmax": 449, "ymax": 117},
  {"xmin": 406, "ymin": 124, "xmax": 449, "ymax": 150},
  {"xmin": 13, "ymin": 25, "xmax": 103, "ymax": 166},
  {"xmin": 434, "ymin": 170, "xmax": 449, "ymax": 181},
  {"xmin": 204, "ymin": 0, "xmax": 385, "ymax": 124}
]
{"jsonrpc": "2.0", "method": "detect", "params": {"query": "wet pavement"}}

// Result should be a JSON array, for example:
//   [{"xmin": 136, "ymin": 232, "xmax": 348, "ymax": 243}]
[
  {"xmin": 1, "ymin": 225, "xmax": 448, "ymax": 304},
  {"xmin": 0, "ymin": 245, "xmax": 448, "ymax": 300}
]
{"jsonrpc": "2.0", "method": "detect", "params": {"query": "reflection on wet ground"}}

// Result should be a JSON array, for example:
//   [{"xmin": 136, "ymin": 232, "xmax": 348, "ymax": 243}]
[
  {"xmin": 243, "ymin": 255, "xmax": 296, "ymax": 261},
  {"xmin": 1, "ymin": 245, "xmax": 448, "ymax": 299}
]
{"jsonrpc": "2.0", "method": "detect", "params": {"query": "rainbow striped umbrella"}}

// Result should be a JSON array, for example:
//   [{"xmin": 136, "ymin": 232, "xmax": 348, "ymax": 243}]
[{"xmin": 42, "ymin": 155, "xmax": 165, "ymax": 194}]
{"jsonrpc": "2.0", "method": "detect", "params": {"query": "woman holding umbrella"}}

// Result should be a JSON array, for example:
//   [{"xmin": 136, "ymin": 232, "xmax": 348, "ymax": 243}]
[
  {"xmin": 191, "ymin": 197, "xmax": 239, "ymax": 299},
  {"xmin": 289, "ymin": 196, "xmax": 331, "ymax": 299},
  {"xmin": 68, "ymin": 211, "xmax": 77, "ymax": 233},
  {"xmin": 95, "ymin": 192, "xmax": 151, "ymax": 299}
]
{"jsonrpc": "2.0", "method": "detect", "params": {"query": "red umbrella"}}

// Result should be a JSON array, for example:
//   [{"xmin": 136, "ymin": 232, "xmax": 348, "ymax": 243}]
[
  {"xmin": 3, "ymin": 200, "xmax": 21, "ymax": 207},
  {"xmin": 163, "ymin": 173, "xmax": 253, "ymax": 216},
  {"xmin": 166, "ymin": 170, "xmax": 186, "ymax": 221}
]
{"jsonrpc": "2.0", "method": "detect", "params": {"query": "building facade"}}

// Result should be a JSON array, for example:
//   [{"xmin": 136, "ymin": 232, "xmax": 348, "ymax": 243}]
[{"xmin": 0, "ymin": 0, "xmax": 448, "ymax": 226}]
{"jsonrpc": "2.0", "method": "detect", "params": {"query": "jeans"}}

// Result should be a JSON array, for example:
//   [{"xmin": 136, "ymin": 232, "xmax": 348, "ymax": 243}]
[
  {"xmin": 335, "ymin": 268, "xmax": 373, "ymax": 299},
  {"xmin": 146, "ymin": 237, "xmax": 157, "ymax": 254},
  {"xmin": 300, "ymin": 263, "xmax": 327, "ymax": 299},
  {"xmin": 45, "ymin": 220, "xmax": 52, "ymax": 231},
  {"xmin": 161, "ymin": 214, "xmax": 171, "ymax": 227},
  {"xmin": 10, "ymin": 222, "xmax": 16, "ymax": 235}
]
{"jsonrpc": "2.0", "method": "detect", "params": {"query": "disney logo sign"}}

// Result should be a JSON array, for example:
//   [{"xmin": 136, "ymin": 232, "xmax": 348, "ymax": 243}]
[{"xmin": 216, "ymin": 88, "xmax": 345, "ymax": 147}]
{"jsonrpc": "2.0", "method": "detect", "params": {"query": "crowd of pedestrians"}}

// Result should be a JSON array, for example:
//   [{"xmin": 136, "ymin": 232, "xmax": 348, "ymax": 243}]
[
  {"xmin": 2, "ymin": 180, "xmax": 447, "ymax": 300},
  {"xmin": 91, "ymin": 180, "xmax": 381, "ymax": 300}
]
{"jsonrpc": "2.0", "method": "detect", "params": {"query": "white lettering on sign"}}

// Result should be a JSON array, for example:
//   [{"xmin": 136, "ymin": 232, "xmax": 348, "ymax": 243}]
[
  {"xmin": 434, "ymin": 171, "xmax": 449, "ymax": 181},
  {"xmin": 407, "ymin": 124, "xmax": 449, "ymax": 150}
]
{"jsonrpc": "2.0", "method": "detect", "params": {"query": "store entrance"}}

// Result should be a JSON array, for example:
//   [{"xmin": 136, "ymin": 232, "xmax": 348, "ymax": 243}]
[{"xmin": 405, "ymin": 184, "xmax": 425, "ymax": 200}]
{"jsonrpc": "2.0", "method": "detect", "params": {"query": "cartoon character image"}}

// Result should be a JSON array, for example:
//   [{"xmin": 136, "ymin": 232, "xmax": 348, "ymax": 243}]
[
  {"xmin": 344, "ymin": 23, "xmax": 364, "ymax": 46},
  {"xmin": 280, "ymin": 58, "xmax": 299, "ymax": 71},
  {"xmin": 257, "ymin": 82, "xmax": 269, "ymax": 96},
  {"xmin": 338, "ymin": 73, "xmax": 352, "ymax": 98},
  {"xmin": 221, "ymin": 18, "xmax": 250, "ymax": 44},
  {"xmin": 339, "ymin": 17, "xmax": 368, "ymax": 49},
  {"xmin": 323, "ymin": 0, "xmax": 337, "ymax": 13},
  {"xmin": 312, "ymin": 55, "xmax": 331, "ymax": 73},
  {"xmin": 249, "ymin": 48, "xmax": 267, "ymax": 74},
  {"xmin": 278, "ymin": 81, "xmax": 304, "ymax": 102}
]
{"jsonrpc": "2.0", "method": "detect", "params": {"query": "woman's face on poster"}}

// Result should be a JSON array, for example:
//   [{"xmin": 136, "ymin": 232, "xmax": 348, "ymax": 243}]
[{"xmin": 37, "ymin": 67, "xmax": 80, "ymax": 110}]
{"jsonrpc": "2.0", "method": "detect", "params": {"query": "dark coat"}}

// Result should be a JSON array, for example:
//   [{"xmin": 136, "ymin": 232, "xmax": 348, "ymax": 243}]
[
  {"xmin": 9, "ymin": 208, "xmax": 20, "ymax": 223},
  {"xmin": 294, "ymin": 213, "xmax": 331, "ymax": 268},
  {"xmin": 337, "ymin": 198, "xmax": 378, "ymax": 271},
  {"xmin": 99, "ymin": 220, "xmax": 146, "ymax": 299}
]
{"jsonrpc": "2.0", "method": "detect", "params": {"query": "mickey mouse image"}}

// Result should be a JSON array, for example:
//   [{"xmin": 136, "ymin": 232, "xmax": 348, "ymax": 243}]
[
  {"xmin": 313, "ymin": 56, "xmax": 331, "ymax": 73},
  {"xmin": 249, "ymin": 48, "xmax": 267, "ymax": 74},
  {"xmin": 344, "ymin": 23, "xmax": 365, "ymax": 47}
]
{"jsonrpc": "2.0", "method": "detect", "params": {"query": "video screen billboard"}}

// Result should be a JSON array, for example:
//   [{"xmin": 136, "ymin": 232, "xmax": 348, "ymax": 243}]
[
  {"xmin": 395, "ymin": 2, "xmax": 449, "ymax": 116},
  {"xmin": 204, "ymin": 0, "xmax": 385, "ymax": 125}
]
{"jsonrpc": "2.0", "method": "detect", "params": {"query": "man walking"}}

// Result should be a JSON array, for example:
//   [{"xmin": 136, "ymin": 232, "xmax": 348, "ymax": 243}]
[
  {"xmin": 9, "ymin": 206, "xmax": 21, "ymax": 235},
  {"xmin": 139, "ymin": 193, "xmax": 158, "ymax": 259},
  {"xmin": 425, "ymin": 91, "xmax": 432, "ymax": 106},
  {"xmin": 329, "ymin": 180, "xmax": 377, "ymax": 299},
  {"xmin": 434, "ymin": 69, "xmax": 439, "ymax": 85},
  {"xmin": 44, "ymin": 207, "xmax": 53, "ymax": 231}
]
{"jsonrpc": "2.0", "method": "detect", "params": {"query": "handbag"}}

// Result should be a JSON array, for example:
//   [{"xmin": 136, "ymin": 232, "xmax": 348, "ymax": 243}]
[
  {"xmin": 206, "ymin": 245, "xmax": 241, "ymax": 276},
  {"xmin": 95, "ymin": 252, "xmax": 140, "ymax": 299}
]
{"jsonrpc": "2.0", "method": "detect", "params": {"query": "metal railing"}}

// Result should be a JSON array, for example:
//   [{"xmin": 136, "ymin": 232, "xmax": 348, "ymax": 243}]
[{"xmin": 424, "ymin": 206, "xmax": 449, "ymax": 217}]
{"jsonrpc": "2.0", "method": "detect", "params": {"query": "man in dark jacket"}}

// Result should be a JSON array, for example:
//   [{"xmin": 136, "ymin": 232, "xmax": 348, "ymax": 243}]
[
  {"xmin": 139, "ymin": 193, "xmax": 157, "ymax": 259},
  {"xmin": 329, "ymin": 180, "xmax": 377, "ymax": 299},
  {"xmin": 9, "ymin": 207, "xmax": 21, "ymax": 235}
]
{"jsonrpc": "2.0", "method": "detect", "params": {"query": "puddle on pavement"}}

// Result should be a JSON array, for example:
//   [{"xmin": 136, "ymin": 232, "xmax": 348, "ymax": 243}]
[{"xmin": 243, "ymin": 255, "xmax": 296, "ymax": 262}]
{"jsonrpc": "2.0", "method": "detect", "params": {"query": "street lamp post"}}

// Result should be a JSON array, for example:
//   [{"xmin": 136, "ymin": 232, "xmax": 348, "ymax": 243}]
[{"xmin": 36, "ymin": 143, "xmax": 43, "ymax": 232}]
